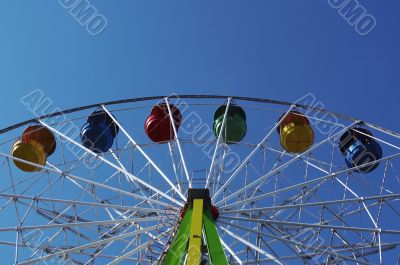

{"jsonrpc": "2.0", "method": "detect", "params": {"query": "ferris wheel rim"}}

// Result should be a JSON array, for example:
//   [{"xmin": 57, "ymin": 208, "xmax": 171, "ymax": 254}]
[{"xmin": 0, "ymin": 94, "xmax": 374, "ymax": 134}]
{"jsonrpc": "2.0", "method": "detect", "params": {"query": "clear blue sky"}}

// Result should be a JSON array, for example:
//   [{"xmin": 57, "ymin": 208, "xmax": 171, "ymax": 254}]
[
  {"xmin": 0, "ymin": 1, "xmax": 400, "ymax": 263},
  {"xmin": 0, "ymin": 0, "xmax": 399, "ymax": 131}
]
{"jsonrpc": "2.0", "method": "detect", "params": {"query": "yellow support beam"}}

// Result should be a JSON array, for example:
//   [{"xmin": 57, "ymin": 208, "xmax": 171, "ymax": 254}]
[{"xmin": 187, "ymin": 199, "xmax": 203, "ymax": 265}]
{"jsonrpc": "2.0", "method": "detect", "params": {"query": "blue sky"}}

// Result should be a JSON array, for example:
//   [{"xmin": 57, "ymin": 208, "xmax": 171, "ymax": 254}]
[
  {"xmin": 0, "ymin": 0, "xmax": 399, "ymax": 131},
  {"xmin": 0, "ymin": 1, "xmax": 400, "ymax": 263}
]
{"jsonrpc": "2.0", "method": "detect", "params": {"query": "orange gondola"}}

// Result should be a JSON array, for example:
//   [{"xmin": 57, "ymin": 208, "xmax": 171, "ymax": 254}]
[{"xmin": 21, "ymin": 124, "xmax": 56, "ymax": 156}]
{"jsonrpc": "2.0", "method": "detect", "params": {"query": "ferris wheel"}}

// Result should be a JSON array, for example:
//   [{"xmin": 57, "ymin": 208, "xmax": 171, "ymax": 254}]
[{"xmin": 0, "ymin": 95, "xmax": 399, "ymax": 265}]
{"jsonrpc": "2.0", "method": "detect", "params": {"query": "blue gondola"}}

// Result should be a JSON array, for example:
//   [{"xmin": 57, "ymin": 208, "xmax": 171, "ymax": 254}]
[
  {"xmin": 80, "ymin": 110, "xmax": 119, "ymax": 153},
  {"xmin": 339, "ymin": 128, "xmax": 382, "ymax": 173}
]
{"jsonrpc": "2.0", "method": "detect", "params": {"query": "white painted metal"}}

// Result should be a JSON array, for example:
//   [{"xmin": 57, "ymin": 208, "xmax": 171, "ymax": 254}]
[
  {"xmin": 39, "ymin": 120, "xmax": 184, "ymax": 206},
  {"xmin": 101, "ymin": 105, "xmax": 186, "ymax": 201},
  {"xmin": 205, "ymin": 97, "xmax": 232, "ymax": 189},
  {"xmin": 164, "ymin": 98, "xmax": 192, "ymax": 188},
  {"xmin": 212, "ymin": 104, "xmax": 296, "ymax": 202}
]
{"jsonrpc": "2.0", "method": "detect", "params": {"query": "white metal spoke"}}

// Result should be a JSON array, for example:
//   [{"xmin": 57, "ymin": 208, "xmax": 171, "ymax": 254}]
[
  {"xmin": 302, "ymin": 157, "xmax": 382, "ymax": 251},
  {"xmin": 38, "ymin": 120, "xmax": 184, "ymax": 206},
  {"xmin": 0, "ymin": 193, "xmax": 169, "ymax": 213},
  {"xmin": 219, "ymin": 216, "xmax": 400, "ymax": 235},
  {"xmin": 212, "ymin": 104, "xmax": 296, "ymax": 202},
  {"xmin": 101, "ymin": 105, "xmax": 186, "ymax": 201},
  {"xmin": 164, "ymin": 98, "xmax": 192, "ymax": 188},
  {"xmin": 0, "ymin": 151, "xmax": 172, "ymax": 208},
  {"xmin": 109, "ymin": 148, "xmax": 157, "ymax": 210},
  {"xmin": 205, "ymin": 97, "xmax": 231, "ymax": 189},
  {"xmin": 107, "ymin": 228, "xmax": 172, "ymax": 265},
  {"xmin": 221, "ymin": 193, "xmax": 400, "ymax": 214},
  {"xmin": 219, "ymin": 151, "xmax": 400, "ymax": 210},
  {"xmin": 215, "ymin": 121, "xmax": 358, "ymax": 206},
  {"xmin": 18, "ymin": 225, "xmax": 162, "ymax": 265},
  {"xmin": 220, "ymin": 238, "xmax": 243, "ymax": 265},
  {"xmin": 218, "ymin": 220, "xmax": 376, "ymax": 265},
  {"xmin": 218, "ymin": 225, "xmax": 284, "ymax": 265},
  {"xmin": 167, "ymin": 142, "xmax": 183, "ymax": 193},
  {"xmin": 0, "ymin": 217, "xmax": 161, "ymax": 232}
]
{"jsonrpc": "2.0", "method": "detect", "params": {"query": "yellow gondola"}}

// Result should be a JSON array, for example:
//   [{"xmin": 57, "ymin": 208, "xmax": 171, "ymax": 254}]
[
  {"xmin": 278, "ymin": 111, "xmax": 314, "ymax": 153},
  {"xmin": 12, "ymin": 140, "xmax": 46, "ymax": 172}
]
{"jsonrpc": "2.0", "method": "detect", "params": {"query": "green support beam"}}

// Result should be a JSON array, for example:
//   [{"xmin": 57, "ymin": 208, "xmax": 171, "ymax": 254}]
[
  {"xmin": 162, "ymin": 189, "xmax": 228, "ymax": 265},
  {"xmin": 162, "ymin": 208, "xmax": 193, "ymax": 265},
  {"xmin": 203, "ymin": 208, "xmax": 229, "ymax": 265}
]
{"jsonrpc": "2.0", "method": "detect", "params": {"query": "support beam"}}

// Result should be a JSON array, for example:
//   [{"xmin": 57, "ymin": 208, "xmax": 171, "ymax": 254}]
[
  {"xmin": 187, "ymin": 199, "xmax": 204, "ymax": 265},
  {"xmin": 163, "ymin": 190, "xmax": 230, "ymax": 265},
  {"xmin": 203, "ymin": 207, "xmax": 228, "ymax": 265},
  {"xmin": 162, "ymin": 208, "xmax": 193, "ymax": 265}
]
